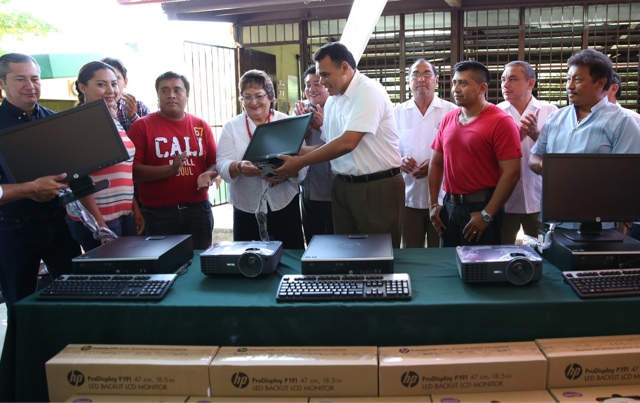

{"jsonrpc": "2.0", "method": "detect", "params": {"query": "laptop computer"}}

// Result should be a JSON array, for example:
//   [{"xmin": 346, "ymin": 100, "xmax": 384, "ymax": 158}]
[
  {"xmin": 242, "ymin": 113, "xmax": 313, "ymax": 178},
  {"xmin": 301, "ymin": 234, "xmax": 394, "ymax": 275},
  {"xmin": 72, "ymin": 235, "xmax": 194, "ymax": 274}
]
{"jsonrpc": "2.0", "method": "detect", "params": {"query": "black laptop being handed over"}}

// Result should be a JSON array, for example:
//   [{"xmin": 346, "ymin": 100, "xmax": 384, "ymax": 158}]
[{"xmin": 242, "ymin": 113, "xmax": 313, "ymax": 178}]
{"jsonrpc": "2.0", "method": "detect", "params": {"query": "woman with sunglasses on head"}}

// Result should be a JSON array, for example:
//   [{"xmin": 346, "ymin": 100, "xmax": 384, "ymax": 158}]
[{"xmin": 216, "ymin": 69, "xmax": 306, "ymax": 249}]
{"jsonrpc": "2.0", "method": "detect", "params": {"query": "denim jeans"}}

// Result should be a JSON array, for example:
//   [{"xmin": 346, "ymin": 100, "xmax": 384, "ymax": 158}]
[
  {"xmin": 66, "ymin": 213, "xmax": 137, "ymax": 252},
  {"xmin": 141, "ymin": 201, "xmax": 213, "ymax": 250},
  {"xmin": 440, "ymin": 199, "xmax": 504, "ymax": 247},
  {"xmin": 0, "ymin": 214, "xmax": 80, "ymax": 311}
]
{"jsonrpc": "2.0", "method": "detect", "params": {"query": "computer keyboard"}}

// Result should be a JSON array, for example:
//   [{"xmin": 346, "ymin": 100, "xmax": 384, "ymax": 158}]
[
  {"xmin": 37, "ymin": 274, "xmax": 178, "ymax": 301},
  {"xmin": 562, "ymin": 268, "xmax": 640, "ymax": 299},
  {"xmin": 276, "ymin": 273, "xmax": 412, "ymax": 302}
]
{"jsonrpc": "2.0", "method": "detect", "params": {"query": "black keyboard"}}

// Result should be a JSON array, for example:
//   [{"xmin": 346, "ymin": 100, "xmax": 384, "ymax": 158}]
[
  {"xmin": 37, "ymin": 274, "xmax": 178, "ymax": 301},
  {"xmin": 562, "ymin": 268, "xmax": 640, "ymax": 299},
  {"xmin": 276, "ymin": 273, "xmax": 412, "ymax": 302}
]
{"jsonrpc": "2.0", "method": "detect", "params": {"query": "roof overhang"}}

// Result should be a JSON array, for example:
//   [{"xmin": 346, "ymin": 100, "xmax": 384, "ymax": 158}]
[{"xmin": 117, "ymin": 0, "xmax": 628, "ymax": 25}]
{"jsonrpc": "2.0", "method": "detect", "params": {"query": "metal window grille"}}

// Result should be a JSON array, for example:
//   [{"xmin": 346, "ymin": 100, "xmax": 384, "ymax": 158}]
[{"xmin": 183, "ymin": 41, "xmax": 237, "ymax": 205}]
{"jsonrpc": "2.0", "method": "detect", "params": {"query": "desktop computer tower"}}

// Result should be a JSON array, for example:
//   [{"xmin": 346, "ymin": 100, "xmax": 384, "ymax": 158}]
[{"xmin": 543, "ymin": 228, "xmax": 640, "ymax": 270}]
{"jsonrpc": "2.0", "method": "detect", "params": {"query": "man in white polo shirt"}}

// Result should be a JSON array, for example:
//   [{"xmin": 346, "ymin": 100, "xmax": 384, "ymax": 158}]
[{"xmin": 275, "ymin": 42, "xmax": 404, "ymax": 247}]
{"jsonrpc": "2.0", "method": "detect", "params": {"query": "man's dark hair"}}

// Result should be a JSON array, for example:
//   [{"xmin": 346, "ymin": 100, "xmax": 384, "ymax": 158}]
[
  {"xmin": 0, "ymin": 53, "xmax": 40, "ymax": 81},
  {"xmin": 303, "ymin": 65, "xmax": 317, "ymax": 79},
  {"xmin": 454, "ymin": 60, "xmax": 491, "ymax": 86},
  {"xmin": 155, "ymin": 71, "xmax": 190, "ymax": 94},
  {"xmin": 101, "ymin": 57, "xmax": 128, "ymax": 80},
  {"xmin": 313, "ymin": 42, "xmax": 356, "ymax": 70},
  {"xmin": 611, "ymin": 71, "xmax": 622, "ymax": 100},
  {"xmin": 567, "ymin": 48, "xmax": 613, "ymax": 91}
]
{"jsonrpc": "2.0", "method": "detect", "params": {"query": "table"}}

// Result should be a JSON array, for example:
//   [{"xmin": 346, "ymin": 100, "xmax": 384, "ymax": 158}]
[{"xmin": 2, "ymin": 247, "xmax": 640, "ymax": 402}]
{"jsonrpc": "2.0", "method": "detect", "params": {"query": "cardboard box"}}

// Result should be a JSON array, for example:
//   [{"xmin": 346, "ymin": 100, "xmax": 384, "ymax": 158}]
[
  {"xmin": 549, "ymin": 384, "xmax": 640, "ymax": 402},
  {"xmin": 430, "ymin": 389, "xmax": 555, "ymax": 402},
  {"xmin": 378, "ymin": 342, "xmax": 547, "ymax": 396},
  {"xmin": 46, "ymin": 344, "xmax": 218, "ymax": 402},
  {"xmin": 188, "ymin": 398, "xmax": 308, "ymax": 402},
  {"xmin": 209, "ymin": 346, "xmax": 378, "ymax": 397},
  {"xmin": 536, "ymin": 334, "xmax": 640, "ymax": 388},
  {"xmin": 66, "ymin": 395, "xmax": 188, "ymax": 402},
  {"xmin": 308, "ymin": 397, "xmax": 429, "ymax": 402}
]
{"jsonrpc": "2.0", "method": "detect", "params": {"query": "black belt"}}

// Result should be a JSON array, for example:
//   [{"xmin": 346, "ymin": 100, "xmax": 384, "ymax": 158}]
[
  {"xmin": 446, "ymin": 188, "xmax": 494, "ymax": 204},
  {"xmin": 0, "ymin": 208, "xmax": 64, "ymax": 223},
  {"xmin": 336, "ymin": 167, "xmax": 401, "ymax": 184}
]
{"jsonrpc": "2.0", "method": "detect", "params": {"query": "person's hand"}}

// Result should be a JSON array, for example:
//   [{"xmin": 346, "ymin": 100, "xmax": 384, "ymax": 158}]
[
  {"xmin": 310, "ymin": 104, "xmax": 323, "ymax": 131},
  {"xmin": 429, "ymin": 204, "xmax": 445, "ymax": 235},
  {"xmin": 134, "ymin": 210, "xmax": 145, "ymax": 235},
  {"xmin": 294, "ymin": 101, "xmax": 307, "ymax": 116},
  {"xmin": 29, "ymin": 173, "xmax": 69, "ymax": 202},
  {"xmin": 237, "ymin": 161, "xmax": 263, "ymax": 178},
  {"xmin": 273, "ymin": 155, "xmax": 302, "ymax": 179},
  {"xmin": 121, "ymin": 93, "xmax": 138, "ymax": 120},
  {"xmin": 519, "ymin": 109, "xmax": 540, "ymax": 141},
  {"xmin": 401, "ymin": 156, "xmax": 417, "ymax": 174},
  {"xmin": 170, "ymin": 153, "xmax": 187, "ymax": 175},
  {"xmin": 463, "ymin": 212, "xmax": 490, "ymax": 242},
  {"xmin": 197, "ymin": 170, "xmax": 219, "ymax": 190},
  {"xmin": 412, "ymin": 159, "xmax": 430, "ymax": 179}
]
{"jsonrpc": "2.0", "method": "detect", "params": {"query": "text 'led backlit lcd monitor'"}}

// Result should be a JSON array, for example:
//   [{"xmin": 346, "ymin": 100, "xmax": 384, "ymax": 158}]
[
  {"xmin": 0, "ymin": 99, "xmax": 129, "ymax": 204},
  {"xmin": 542, "ymin": 153, "xmax": 640, "ymax": 242}
]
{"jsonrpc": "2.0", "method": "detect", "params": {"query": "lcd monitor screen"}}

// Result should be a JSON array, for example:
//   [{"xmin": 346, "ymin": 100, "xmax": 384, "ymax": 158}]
[
  {"xmin": 242, "ymin": 113, "xmax": 313, "ymax": 162},
  {"xmin": 0, "ymin": 99, "xmax": 129, "ymax": 184},
  {"xmin": 542, "ymin": 153, "xmax": 640, "ymax": 238}
]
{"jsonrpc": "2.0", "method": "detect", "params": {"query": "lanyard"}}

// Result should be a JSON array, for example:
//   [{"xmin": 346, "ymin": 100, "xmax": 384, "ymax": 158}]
[{"xmin": 245, "ymin": 113, "xmax": 271, "ymax": 139}]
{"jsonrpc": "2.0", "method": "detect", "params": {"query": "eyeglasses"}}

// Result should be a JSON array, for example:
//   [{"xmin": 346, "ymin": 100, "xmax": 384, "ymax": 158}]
[
  {"xmin": 240, "ymin": 93, "xmax": 268, "ymax": 102},
  {"xmin": 410, "ymin": 71, "xmax": 435, "ymax": 80}
]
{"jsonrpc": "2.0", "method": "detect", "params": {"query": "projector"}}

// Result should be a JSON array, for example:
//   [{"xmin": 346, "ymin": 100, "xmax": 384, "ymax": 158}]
[
  {"xmin": 456, "ymin": 245, "xmax": 543, "ymax": 285},
  {"xmin": 200, "ymin": 241, "xmax": 283, "ymax": 277}
]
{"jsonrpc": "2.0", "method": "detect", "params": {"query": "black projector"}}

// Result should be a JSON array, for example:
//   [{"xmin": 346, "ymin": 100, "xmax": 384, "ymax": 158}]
[
  {"xmin": 72, "ymin": 235, "xmax": 194, "ymax": 274},
  {"xmin": 200, "ymin": 241, "xmax": 283, "ymax": 277},
  {"xmin": 456, "ymin": 244, "xmax": 543, "ymax": 285}
]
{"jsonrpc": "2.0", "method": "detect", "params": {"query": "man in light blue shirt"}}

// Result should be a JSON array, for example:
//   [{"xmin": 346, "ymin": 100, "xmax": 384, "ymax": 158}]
[{"xmin": 529, "ymin": 48, "xmax": 640, "ymax": 230}]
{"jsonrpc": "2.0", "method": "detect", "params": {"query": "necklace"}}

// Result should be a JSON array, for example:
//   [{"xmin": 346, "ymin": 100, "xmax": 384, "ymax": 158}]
[
  {"xmin": 459, "ymin": 103, "xmax": 488, "ymax": 125},
  {"xmin": 244, "ymin": 112, "xmax": 271, "ymax": 139}
]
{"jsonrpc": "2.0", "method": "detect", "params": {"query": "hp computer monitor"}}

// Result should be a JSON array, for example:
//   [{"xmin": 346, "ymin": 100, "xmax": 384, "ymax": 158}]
[
  {"xmin": 0, "ymin": 99, "xmax": 129, "ymax": 204},
  {"xmin": 542, "ymin": 153, "xmax": 640, "ymax": 242}
]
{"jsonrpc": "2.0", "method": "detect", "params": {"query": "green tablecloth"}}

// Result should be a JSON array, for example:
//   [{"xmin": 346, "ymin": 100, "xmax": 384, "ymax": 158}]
[{"xmin": 2, "ymin": 247, "xmax": 639, "ymax": 401}]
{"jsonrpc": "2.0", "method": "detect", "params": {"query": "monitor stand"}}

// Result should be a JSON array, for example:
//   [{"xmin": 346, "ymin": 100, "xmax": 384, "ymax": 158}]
[
  {"xmin": 562, "ymin": 222, "xmax": 624, "ymax": 242},
  {"xmin": 57, "ymin": 176, "xmax": 109, "ymax": 205}
]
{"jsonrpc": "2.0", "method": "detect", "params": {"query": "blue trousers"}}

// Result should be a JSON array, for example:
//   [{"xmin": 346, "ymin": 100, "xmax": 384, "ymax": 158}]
[{"xmin": 0, "ymin": 213, "xmax": 80, "ymax": 311}]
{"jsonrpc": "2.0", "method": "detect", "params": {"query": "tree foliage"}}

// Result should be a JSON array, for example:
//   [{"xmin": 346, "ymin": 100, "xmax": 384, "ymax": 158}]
[{"xmin": 0, "ymin": 0, "xmax": 57, "ymax": 50}]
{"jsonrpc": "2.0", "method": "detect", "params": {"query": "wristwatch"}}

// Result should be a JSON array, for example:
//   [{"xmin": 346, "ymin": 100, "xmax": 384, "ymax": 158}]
[{"xmin": 481, "ymin": 209, "xmax": 493, "ymax": 223}]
